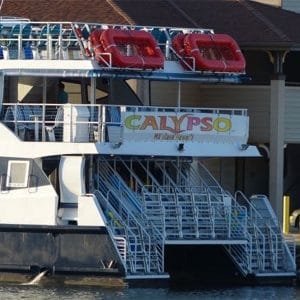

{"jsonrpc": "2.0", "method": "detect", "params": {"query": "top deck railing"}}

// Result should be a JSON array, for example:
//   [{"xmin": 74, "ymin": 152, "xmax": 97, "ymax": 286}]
[{"xmin": 0, "ymin": 21, "xmax": 214, "ymax": 61}]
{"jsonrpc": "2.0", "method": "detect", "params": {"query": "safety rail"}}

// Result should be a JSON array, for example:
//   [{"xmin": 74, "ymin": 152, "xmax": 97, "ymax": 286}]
[
  {"xmin": 253, "ymin": 224, "xmax": 266, "ymax": 272},
  {"xmin": 267, "ymin": 226, "xmax": 278, "ymax": 271},
  {"xmin": 0, "ymin": 103, "xmax": 247, "ymax": 143},
  {"xmin": 114, "ymin": 236, "xmax": 127, "ymax": 265},
  {"xmin": 96, "ymin": 162, "xmax": 165, "ymax": 274},
  {"xmin": 224, "ymin": 231, "xmax": 253, "ymax": 275},
  {"xmin": 197, "ymin": 162, "xmax": 296, "ymax": 275},
  {"xmin": 0, "ymin": 22, "xmax": 79, "ymax": 60},
  {"xmin": 95, "ymin": 190, "xmax": 138, "ymax": 273},
  {"xmin": 98, "ymin": 187, "xmax": 152, "ymax": 273},
  {"xmin": 98, "ymin": 157, "xmax": 247, "ymax": 240},
  {"xmin": 0, "ymin": 20, "xmax": 248, "ymax": 84},
  {"xmin": 194, "ymin": 161, "xmax": 223, "ymax": 194},
  {"xmin": 95, "ymin": 157, "xmax": 296, "ymax": 276},
  {"xmin": 0, "ymin": 20, "xmax": 213, "ymax": 62},
  {"xmin": 284, "ymin": 237, "xmax": 297, "ymax": 272}
]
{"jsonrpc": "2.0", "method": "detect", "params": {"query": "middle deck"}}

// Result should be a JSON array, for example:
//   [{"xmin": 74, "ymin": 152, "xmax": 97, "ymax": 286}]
[{"xmin": 0, "ymin": 103, "xmax": 259, "ymax": 158}]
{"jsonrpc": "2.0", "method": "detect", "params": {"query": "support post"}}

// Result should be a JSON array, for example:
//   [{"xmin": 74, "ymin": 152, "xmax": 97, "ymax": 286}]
[
  {"xmin": 283, "ymin": 195, "xmax": 290, "ymax": 234},
  {"xmin": 89, "ymin": 77, "xmax": 96, "ymax": 192},
  {"xmin": 177, "ymin": 81, "xmax": 181, "ymax": 108},
  {"xmin": 269, "ymin": 74, "xmax": 285, "ymax": 225}
]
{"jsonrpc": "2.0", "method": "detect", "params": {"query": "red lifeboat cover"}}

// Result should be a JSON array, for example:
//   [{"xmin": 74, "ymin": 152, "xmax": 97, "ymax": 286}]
[
  {"xmin": 172, "ymin": 33, "xmax": 186, "ymax": 57},
  {"xmin": 172, "ymin": 33, "xmax": 195, "ymax": 69},
  {"xmin": 90, "ymin": 29, "xmax": 107, "ymax": 65},
  {"xmin": 184, "ymin": 33, "xmax": 246, "ymax": 73},
  {"xmin": 100, "ymin": 28, "xmax": 164, "ymax": 69}
]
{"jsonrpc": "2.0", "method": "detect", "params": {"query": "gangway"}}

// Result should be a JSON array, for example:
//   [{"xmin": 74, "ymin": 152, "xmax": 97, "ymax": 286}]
[{"xmin": 95, "ymin": 157, "xmax": 296, "ymax": 279}]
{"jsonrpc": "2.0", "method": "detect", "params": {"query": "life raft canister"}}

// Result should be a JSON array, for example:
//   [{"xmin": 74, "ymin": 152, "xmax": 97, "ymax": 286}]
[
  {"xmin": 171, "ymin": 33, "xmax": 194, "ymax": 69},
  {"xmin": 90, "ymin": 29, "xmax": 108, "ymax": 65},
  {"xmin": 172, "ymin": 33, "xmax": 186, "ymax": 57},
  {"xmin": 99, "ymin": 28, "xmax": 164, "ymax": 69},
  {"xmin": 173, "ymin": 33, "xmax": 246, "ymax": 73},
  {"xmin": 209, "ymin": 34, "xmax": 246, "ymax": 72}
]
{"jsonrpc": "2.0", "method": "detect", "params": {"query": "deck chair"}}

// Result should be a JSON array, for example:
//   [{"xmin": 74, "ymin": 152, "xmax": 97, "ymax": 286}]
[{"xmin": 3, "ymin": 105, "xmax": 39, "ymax": 140}]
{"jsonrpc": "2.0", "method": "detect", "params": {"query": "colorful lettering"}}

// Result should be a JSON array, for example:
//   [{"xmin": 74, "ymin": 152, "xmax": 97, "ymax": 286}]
[{"xmin": 124, "ymin": 115, "xmax": 141, "ymax": 129}]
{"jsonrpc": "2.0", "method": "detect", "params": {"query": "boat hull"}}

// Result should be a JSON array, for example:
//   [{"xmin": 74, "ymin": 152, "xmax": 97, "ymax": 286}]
[{"xmin": 0, "ymin": 224, "xmax": 125, "ymax": 277}]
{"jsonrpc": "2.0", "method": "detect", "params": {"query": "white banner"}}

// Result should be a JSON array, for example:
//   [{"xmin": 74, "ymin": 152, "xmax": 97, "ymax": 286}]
[{"xmin": 122, "ymin": 111, "xmax": 249, "ymax": 144}]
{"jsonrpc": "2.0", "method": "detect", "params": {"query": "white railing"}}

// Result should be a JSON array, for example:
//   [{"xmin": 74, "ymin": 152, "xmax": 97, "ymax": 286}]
[
  {"xmin": 114, "ymin": 236, "xmax": 127, "ymax": 265},
  {"xmin": 197, "ymin": 163, "xmax": 296, "ymax": 274},
  {"xmin": 96, "ymin": 162, "xmax": 165, "ymax": 274},
  {"xmin": 95, "ymin": 190, "xmax": 138, "ymax": 273},
  {"xmin": 0, "ymin": 21, "xmax": 213, "ymax": 61},
  {"xmin": 1, "ymin": 103, "xmax": 248, "ymax": 143}
]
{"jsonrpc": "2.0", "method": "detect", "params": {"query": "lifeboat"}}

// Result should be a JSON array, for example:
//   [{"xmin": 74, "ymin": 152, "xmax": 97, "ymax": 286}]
[
  {"xmin": 90, "ymin": 29, "xmax": 107, "ymax": 65},
  {"xmin": 171, "ymin": 33, "xmax": 186, "ymax": 57},
  {"xmin": 171, "ymin": 33, "xmax": 194, "ymax": 69},
  {"xmin": 98, "ymin": 28, "xmax": 164, "ymax": 69},
  {"xmin": 173, "ymin": 33, "xmax": 245, "ymax": 73},
  {"xmin": 210, "ymin": 34, "xmax": 246, "ymax": 72}
]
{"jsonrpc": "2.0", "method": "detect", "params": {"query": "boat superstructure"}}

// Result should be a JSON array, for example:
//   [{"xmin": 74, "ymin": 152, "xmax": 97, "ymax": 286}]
[{"xmin": 0, "ymin": 18, "xmax": 296, "ymax": 284}]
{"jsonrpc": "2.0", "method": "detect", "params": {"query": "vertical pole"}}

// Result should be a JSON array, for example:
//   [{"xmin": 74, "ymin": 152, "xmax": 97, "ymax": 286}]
[
  {"xmin": 42, "ymin": 77, "xmax": 47, "ymax": 104},
  {"xmin": 269, "ymin": 74, "xmax": 285, "ymax": 225},
  {"xmin": 148, "ymin": 80, "xmax": 152, "ymax": 106},
  {"xmin": 42, "ymin": 77, "xmax": 47, "ymax": 141},
  {"xmin": 90, "ymin": 77, "xmax": 96, "ymax": 105},
  {"xmin": 177, "ymin": 81, "xmax": 181, "ymax": 109},
  {"xmin": 177, "ymin": 81, "xmax": 181, "ymax": 170},
  {"xmin": 283, "ymin": 195, "xmax": 290, "ymax": 234},
  {"xmin": 89, "ymin": 77, "xmax": 96, "ymax": 192}
]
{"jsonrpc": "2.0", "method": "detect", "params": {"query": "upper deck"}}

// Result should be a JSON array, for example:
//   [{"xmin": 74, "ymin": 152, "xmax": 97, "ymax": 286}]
[
  {"xmin": 0, "ymin": 102, "xmax": 259, "ymax": 158},
  {"xmin": 0, "ymin": 19, "xmax": 247, "ymax": 83}
]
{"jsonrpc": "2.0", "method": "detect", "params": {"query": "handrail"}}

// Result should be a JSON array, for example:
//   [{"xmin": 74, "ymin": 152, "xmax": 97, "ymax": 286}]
[
  {"xmin": 106, "ymin": 189, "xmax": 152, "ymax": 272},
  {"xmin": 234, "ymin": 190, "xmax": 265, "ymax": 222},
  {"xmin": 284, "ymin": 237, "xmax": 297, "ymax": 271},
  {"xmin": 267, "ymin": 225, "xmax": 278, "ymax": 271},
  {"xmin": 95, "ymin": 189, "xmax": 137, "ymax": 272},
  {"xmin": 96, "ymin": 165, "xmax": 164, "ymax": 273},
  {"xmin": 253, "ymin": 223, "xmax": 265, "ymax": 272}
]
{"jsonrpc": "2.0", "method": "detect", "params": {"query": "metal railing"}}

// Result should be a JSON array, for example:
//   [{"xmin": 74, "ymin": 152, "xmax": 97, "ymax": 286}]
[
  {"xmin": 95, "ymin": 157, "xmax": 296, "ymax": 276},
  {"xmin": 95, "ymin": 190, "xmax": 138, "ymax": 273},
  {"xmin": 114, "ymin": 236, "xmax": 127, "ymax": 265},
  {"xmin": 95, "ymin": 162, "xmax": 165, "ymax": 274},
  {"xmin": 1, "ymin": 103, "xmax": 248, "ymax": 143},
  {"xmin": 0, "ymin": 21, "xmax": 213, "ymax": 62},
  {"xmin": 197, "ymin": 162, "xmax": 296, "ymax": 275}
]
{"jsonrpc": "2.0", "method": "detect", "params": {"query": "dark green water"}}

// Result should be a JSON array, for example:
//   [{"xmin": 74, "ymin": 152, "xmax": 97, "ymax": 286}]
[{"xmin": 0, "ymin": 284, "xmax": 298, "ymax": 300}]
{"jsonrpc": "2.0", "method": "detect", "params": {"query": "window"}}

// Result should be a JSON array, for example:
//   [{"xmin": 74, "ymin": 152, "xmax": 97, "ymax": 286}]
[{"xmin": 6, "ymin": 160, "xmax": 30, "ymax": 188}]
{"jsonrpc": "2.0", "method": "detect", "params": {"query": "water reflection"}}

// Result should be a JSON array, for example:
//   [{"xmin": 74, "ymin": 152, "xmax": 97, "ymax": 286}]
[{"xmin": 0, "ymin": 284, "xmax": 298, "ymax": 300}]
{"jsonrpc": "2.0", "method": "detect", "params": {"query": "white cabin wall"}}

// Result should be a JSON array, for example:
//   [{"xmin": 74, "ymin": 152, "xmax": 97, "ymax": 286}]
[
  {"xmin": 0, "ymin": 157, "xmax": 58, "ymax": 225},
  {"xmin": 0, "ymin": 185, "xmax": 58, "ymax": 225}
]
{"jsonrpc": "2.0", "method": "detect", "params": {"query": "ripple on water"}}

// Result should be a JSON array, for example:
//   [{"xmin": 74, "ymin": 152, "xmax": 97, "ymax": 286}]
[{"xmin": 0, "ymin": 284, "xmax": 298, "ymax": 300}]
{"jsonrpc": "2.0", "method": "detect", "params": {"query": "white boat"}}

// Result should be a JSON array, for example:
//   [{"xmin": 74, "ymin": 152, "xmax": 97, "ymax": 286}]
[{"xmin": 0, "ymin": 18, "xmax": 296, "ymax": 285}]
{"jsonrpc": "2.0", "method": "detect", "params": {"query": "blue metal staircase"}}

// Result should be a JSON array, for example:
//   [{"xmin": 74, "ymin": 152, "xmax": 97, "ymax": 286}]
[{"xmin": 94, "ymin": 157, "xmax": 296, "ymax": 279}]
